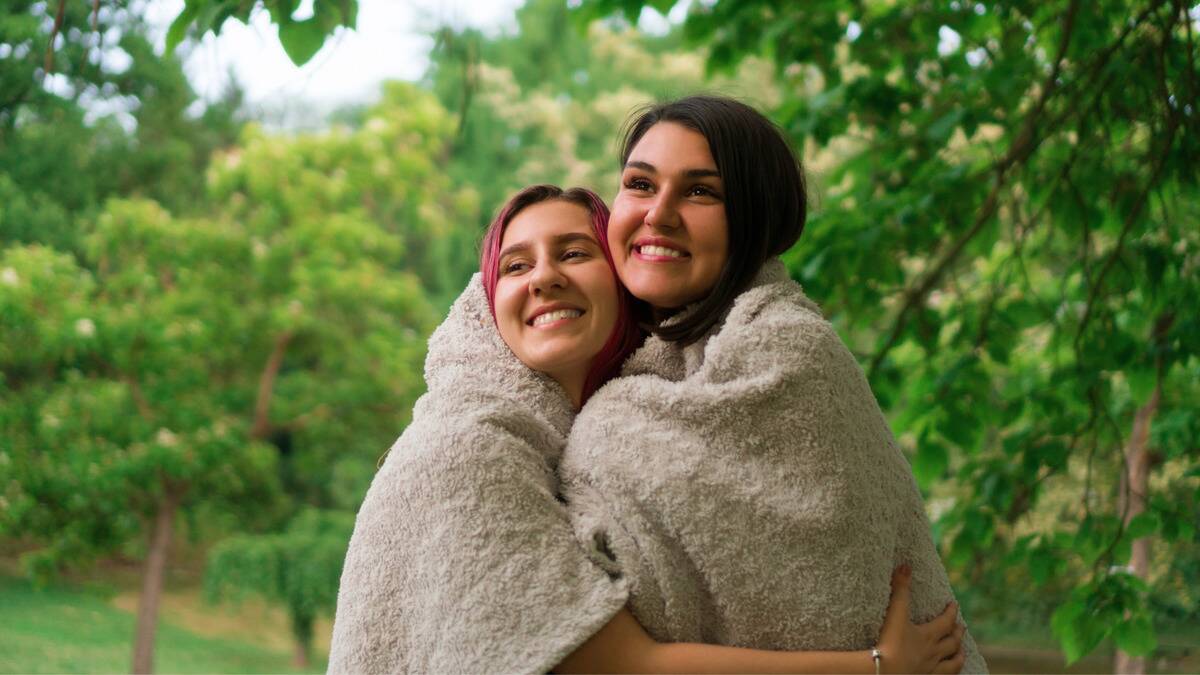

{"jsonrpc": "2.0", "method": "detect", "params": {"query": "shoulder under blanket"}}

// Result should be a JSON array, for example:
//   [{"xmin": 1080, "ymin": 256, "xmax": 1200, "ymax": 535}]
[
  {"xmin": 328, "ymin": 275, "xmax": 627, "ymax": 674},
  {"xmin": 561, "ymin": 259, "xmax": 987, "ymax": 673}
]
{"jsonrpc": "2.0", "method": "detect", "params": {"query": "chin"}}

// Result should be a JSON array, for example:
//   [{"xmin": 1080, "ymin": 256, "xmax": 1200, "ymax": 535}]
[
  {"xmin": 628, "ymin": 282, "xmax": 694, "ymax": 310},
  {"xmin": 526, "ymin": 347, "xmax": 583, "ymax": 375},
  {"xmin": 620, "ymin": 275, "xmax": 674, "ymax": 307}
]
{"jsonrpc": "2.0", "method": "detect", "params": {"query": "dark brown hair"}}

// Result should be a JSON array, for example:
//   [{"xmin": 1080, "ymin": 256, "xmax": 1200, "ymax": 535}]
[{"xmin": 619, "ymin": 95, "xmax": 807, "ymax": 344}]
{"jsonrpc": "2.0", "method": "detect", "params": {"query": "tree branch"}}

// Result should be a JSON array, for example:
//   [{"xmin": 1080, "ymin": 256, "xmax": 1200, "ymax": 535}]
[
  {"xmin": 1074, "ymin": 57, "xmax": 1183, "ymax": 348},
  {"xmin": 1093, "ymin": 312, "xmax": 1172, "ymax": 572},
  {"xmin": 250, "ymin": 332, "xmax": 293, "ymax": 440},
  {"xmin": 867, "ymin": 0, "xmax": 1081, "ymax": 379},
  {"xmin": 81, "ymin": 0, "xmax": 102, "ymax": 77},
  {"xmin": 995, "ymin": 0, "xmax": 1081, "ymax": 174},
  {"xmin": 43, "ymin": 0, "xmax": 68, "ymax": 75},
  {"xmin": 868, "ymin": 173, "xmax": 1004, "ymax": 378},
  {"xmin": 1182, "ymin": 0, "xmax": 1197, "ymax": 106},
  {"xmin": 125, "ymin": 375, "xmax": 154, "ymax": 419},
  {"xmin": 1041, "ymin": 1, "xmax": 1164, "ymax": 131}
]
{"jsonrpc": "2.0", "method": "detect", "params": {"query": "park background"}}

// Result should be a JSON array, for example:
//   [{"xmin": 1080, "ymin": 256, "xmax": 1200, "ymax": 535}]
[{"xmin": 1, "ymin": 0, "xmax": 1198, "ymax": 672}]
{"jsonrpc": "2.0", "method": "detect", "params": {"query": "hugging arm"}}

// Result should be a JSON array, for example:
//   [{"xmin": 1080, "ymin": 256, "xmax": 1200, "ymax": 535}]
[{"xmin": 555, "ymin": 568, "xmax": 966, "ymax": 674}]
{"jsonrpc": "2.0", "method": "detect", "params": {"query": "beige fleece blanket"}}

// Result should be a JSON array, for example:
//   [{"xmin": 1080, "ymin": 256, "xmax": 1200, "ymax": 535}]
[
  {"xmin": 327, "ymin": 275, "xmax": 627, "ymax": 674},
  {"xmin": 561, "ymin": 259, "xmax": 988, "ymax": 673}
]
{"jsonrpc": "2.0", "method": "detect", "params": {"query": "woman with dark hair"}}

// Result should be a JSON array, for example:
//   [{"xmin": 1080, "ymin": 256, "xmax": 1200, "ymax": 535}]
[
  {"xmin": 329, "ymin": 183, "xmax": 965, "ymax": 674},
  {"xmin": 559, "ymin": 96, "xmax": 989, "ymax": 673}
]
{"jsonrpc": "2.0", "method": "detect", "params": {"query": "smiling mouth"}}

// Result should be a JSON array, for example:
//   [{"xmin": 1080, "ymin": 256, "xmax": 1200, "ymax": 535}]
[
  {"xmin": 634, "ymin": 244, "xmax": 689, "ymax": 259},
  {"xmin": 528, "ymin": 308, "xmax": 584, "ymax": 327}
]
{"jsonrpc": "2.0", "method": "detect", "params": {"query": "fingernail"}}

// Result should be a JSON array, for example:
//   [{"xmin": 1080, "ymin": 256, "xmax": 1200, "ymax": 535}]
[{"xmin": 901, "ymin": 564, "xmax": 911, "ymax": 577}]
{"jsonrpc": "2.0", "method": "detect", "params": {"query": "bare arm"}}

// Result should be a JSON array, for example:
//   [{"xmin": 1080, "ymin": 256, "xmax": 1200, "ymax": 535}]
[
  {"xmin": 556, "ymin": 608, "xmax": 879, "ymax": 674},
  {"xmin": 555, "ymin": 568, "xmax": 967, "ymax": 675}
]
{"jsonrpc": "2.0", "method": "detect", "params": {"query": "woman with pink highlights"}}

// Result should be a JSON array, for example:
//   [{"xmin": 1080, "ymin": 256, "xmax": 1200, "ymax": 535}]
[{"xmin": 329, "ymin": 184, "xmax": 963, "ymax": 674}]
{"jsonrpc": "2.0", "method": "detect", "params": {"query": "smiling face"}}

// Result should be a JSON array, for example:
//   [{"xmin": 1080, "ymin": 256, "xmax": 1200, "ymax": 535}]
[
  {"xmin": 608, "ymin": 122, "xmax": 730, "ymax": 310},
  {"xmin": 493, "ymin": 200, "xmax": 620, "ymax": 404}
]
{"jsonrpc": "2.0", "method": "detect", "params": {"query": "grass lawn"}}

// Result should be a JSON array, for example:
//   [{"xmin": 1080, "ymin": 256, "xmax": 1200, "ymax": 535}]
[
  {"xmin": 3, "ymin": 567, "xmax": 1195, "ymax": 674},
  {"xmin": 0, "ymin": 574, "xmax": 325, "ymax": 674}
]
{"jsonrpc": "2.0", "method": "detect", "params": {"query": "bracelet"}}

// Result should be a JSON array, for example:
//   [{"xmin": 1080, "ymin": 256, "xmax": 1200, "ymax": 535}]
[{"xmin": 871, "ymin": 647, "xmax": 882, "ymax": 675}]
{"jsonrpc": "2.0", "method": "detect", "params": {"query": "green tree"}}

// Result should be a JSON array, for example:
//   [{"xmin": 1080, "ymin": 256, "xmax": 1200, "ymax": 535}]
[
  {"xmin": 204, "ymin": 508, "xmax": 353, "ymax": 668},
  {"xmin": 1, "ymin": 3, "xmax": 244, "ymax": 254},
  {"xmin": 579, "ymin": 0, "xmax": 1199, "ymax": 669},
  {"xmin": 0, "ymin": 82, "xmax": 470, "ymax": 672},
  {"xmin": 0, "ymin": 215, "xmax": 286, "ymax": 673}
]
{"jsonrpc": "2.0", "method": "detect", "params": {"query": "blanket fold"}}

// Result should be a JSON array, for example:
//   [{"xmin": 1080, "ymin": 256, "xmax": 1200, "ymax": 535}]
[
  {"xmin": 561, "ymin": 259, "xmax": 987, "ymax": 673},
  {"xmin": 328, "ymin": 275, "xmax": 627, "ymax": 675}
]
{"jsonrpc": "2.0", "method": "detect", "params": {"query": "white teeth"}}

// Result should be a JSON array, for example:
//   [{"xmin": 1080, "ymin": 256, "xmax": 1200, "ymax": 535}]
[
  {"xmin": 640, "ymin": 245, "xmax": 684, "ymax": 258},
  {"xmin": 531, "ymin": 309, "xmax": 582, "ymax": 326}
]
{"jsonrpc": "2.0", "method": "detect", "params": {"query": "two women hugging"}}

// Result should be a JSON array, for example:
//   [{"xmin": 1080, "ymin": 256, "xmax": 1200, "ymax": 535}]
[{"xmin": 327, "ymin": 95, "xmax": 989, "ymax": 674}]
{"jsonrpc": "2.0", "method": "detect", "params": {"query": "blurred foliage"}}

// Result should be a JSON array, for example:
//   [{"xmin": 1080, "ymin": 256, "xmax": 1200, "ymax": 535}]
[
  {"xmin": 26, "ymin": 0, "xmax": 353, "ymax": 71},
  {"xmin": 424, "ymin": 0, "xmax": 780, "ymax": 232},
  {"xmin": 204, "ymin": 508, "xmax": 353, "ymax": 666},
  {"xmin": 1, "ymin": 1, "xmax": 245, "ymax": 255},
  {"xmin": 1, "ymin": 4, "xmax": 468, "ymax": 668},
  {"xmin": 579, "ymin": 0, "xmax": 1200, "ymax": 666},
  {"xmin": 4, "ymin": 0, "xmax": 1199, "ymax": 670}
]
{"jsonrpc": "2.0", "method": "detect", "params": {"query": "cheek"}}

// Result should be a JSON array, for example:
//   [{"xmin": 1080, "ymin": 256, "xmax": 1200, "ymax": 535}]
[
  {"xmin": 701, "ymin": 213, "xmax": 730, "ymax": 265},
  {"xmin": 582, "ymin": 269, "xmax": 620, "ymax": 328},
  {"xmin": 493, "ymin": 284, "xmax": 525, "ymax": 346},
  {"xmin": 607, "ymin": 200, "xmax": 639, "ymax": 251}
]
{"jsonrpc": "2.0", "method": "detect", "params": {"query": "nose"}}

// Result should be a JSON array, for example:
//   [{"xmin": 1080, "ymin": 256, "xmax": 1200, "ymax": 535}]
[
  {"xmin": 528, "ymin": 259, "xmax": 567, "ymax": 295},
  {"xmin": 643, "ymin": 193, "xmax": 680, "ymax": 230}
]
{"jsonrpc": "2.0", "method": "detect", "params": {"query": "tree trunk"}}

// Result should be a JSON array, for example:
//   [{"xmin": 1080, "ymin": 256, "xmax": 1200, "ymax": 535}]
[
  {"xmin": 290, "ymin": 611, "xmax": 314, "ymax": 669},
  {"xmin": 251, "ymin": 331, "xmax": 293, "ymax": 440},
  {"xmin": 1113, "ymin": 382, "xmax": 1161, "ymax": 675},
  {"xmin": 292, "ymin": 641, "xmax": 310, "ymax": 669},
  {"xmin": 131, "ymin": 490, "xmax": 178, "ymax": 674}
]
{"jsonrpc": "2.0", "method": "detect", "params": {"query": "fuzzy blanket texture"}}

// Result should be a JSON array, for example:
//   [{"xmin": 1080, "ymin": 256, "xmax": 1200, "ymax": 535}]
[
  {"xmin": 326, "ymin": 275, "xmax": 627, "ymax": 674},
  {"xmin": 561, "ymin": 259, "xmax": 988, "ymax": 673}
]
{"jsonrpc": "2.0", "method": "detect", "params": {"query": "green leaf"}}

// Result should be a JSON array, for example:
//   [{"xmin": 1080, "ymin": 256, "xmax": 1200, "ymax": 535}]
[
  {"xmin": 1050, "ymin": 599, "xmax": 1086, "ymax": 664},
  {"xmin": 1124, "ymin": 511, "xmax": 1160, "ymax": 540},
  {"xmin": 278, "ymin": 19, "xmax": 327, "ymax": 66},
  {"xmin": 1005, "ymin": 298, "xmax": 1043, "ymax": 328},
  {"xmin": 268, "ymin": 0, "xmax": 301, "ymax": 23},
  {"xmin": 1113, "ymin": 614, "xmax": 1157, "ymax": 656},
  {"xmin": 165, "ymin": 0, "xmax": 201, "ymax": 53},
  {"xmin": 912, "ymin": 439, "xmax": 949, "ymax": 488},
  {"xmin": 925, "ymin": 109, "xmax": 964, "ymax": 143},
  {"xmin": 1127, "ymin": 368, "xmax": 1156, "ymax": 403},
  {"xmin": 1028, "ymin": 546, "xmax": 1058, "ymax": 585},
  {"xmin": 314, "ymin": 0, "xmax": 356, "ymax": 31},
  {"xmin": 1051, "ymin": 597, "xmax": 1107, "ymax": 665}
]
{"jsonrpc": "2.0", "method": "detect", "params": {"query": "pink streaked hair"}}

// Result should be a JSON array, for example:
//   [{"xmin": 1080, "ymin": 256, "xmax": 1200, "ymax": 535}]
[{"xmin": 480, "ymin": 184, "xmax": 643, "ymax": 404}]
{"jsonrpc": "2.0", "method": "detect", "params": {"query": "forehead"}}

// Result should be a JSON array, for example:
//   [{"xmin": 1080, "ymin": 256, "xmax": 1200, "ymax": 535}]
[
  {"xmin": 627, "ymin": 122, "xmax": 716, "ymax": 170},
  {"xmin": 502, "ymin": 200, "xmax": 595, "ymax": 248}
]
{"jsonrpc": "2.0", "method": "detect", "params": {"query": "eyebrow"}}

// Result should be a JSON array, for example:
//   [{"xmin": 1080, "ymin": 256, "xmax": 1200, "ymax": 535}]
[
  {"xmin": 499, "ymin": 231, "xmax": 598, "ymax": 261},
  {"xmin": 624, "ymin": 160, "xmax": 721, "ymax": 179}
]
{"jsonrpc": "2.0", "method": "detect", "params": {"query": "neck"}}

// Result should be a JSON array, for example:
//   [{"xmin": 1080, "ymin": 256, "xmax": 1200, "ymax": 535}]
[{"xmin": 551, "ymin": 369, "xmax": 587, "ymax": 411}]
